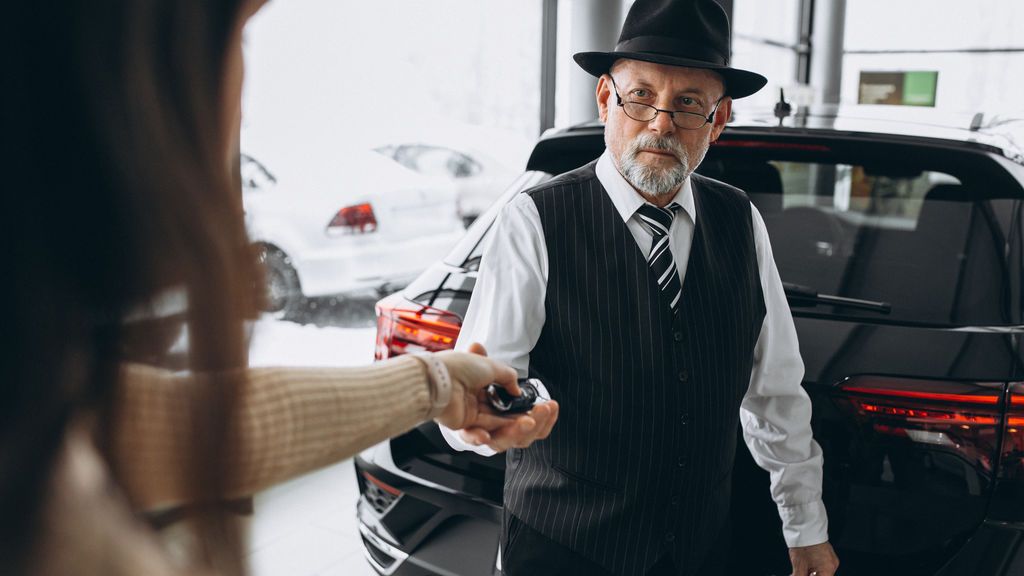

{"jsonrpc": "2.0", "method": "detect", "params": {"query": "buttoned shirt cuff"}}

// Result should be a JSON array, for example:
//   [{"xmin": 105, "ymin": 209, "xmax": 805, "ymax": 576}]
[
  {"xmin": 778, "ymin": 499, "xmax": 829, "ymax": 548},
  {"xmin": 439, "ymin": 424, "xmax": 498, "ymax": 456}
]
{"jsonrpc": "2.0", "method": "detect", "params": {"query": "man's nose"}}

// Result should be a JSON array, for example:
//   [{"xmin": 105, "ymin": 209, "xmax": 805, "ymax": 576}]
[{"xmin": 648, "ymin": 109, "xmax": 675, "ymax": 135}]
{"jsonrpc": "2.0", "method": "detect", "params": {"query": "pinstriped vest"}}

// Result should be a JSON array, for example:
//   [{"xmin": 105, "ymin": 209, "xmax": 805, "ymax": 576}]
[{"xmin": 504, "ymin": 161, "xmax": 766, "ymax": 575}]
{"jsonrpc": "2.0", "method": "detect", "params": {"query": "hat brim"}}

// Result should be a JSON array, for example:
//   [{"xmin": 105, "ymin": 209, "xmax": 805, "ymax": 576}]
[{"xmin": 573, "ymin": 51, "xmax": 767, "ymax": 100}]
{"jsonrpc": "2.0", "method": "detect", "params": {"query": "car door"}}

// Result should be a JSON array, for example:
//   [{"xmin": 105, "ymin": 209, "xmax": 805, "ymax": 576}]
[{"xmin": 701, "ymin": 140, "xmax": 1024, "ymax": 575}]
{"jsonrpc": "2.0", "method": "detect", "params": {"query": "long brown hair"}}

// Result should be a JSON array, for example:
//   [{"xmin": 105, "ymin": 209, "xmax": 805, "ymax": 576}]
[{"xmin": 3, "ymin": 0, "xmax": 258, "ymax": 572}]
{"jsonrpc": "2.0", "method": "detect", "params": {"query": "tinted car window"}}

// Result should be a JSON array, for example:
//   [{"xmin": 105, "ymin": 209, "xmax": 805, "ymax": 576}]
[
  {"xmin": 446, "ymin": 152, "xmax": 481, "ymax": 178},
  {"xmin": 703, "ymin": 157, "xmax": 1020, "ymax": 326},
  {"xmin": 451, "ymin": 134, "xmax": 1024, "ymax": 327},
  {"xmin": 390, "ymin": 144, "xmax": 482, "ymax": 179},
  {"xmin": 240, "ymin": 154, "xmax": 276, "ymax": 193}
]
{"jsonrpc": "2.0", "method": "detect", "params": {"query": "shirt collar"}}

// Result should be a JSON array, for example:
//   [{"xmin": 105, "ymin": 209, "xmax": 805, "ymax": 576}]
[{"xmin": 595, "ymin": 149, "xmax": 696, "ymax": 226}]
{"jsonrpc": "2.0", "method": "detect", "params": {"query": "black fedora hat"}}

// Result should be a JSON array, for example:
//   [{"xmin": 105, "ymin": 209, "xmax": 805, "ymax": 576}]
[{"xmin": 574, "ymin": 0, "xmax": 767, "ymax": 99}]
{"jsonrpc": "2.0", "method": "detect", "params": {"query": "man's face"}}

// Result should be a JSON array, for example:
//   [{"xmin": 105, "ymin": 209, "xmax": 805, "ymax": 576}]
[{"xmin": 597, "ymin": 59, "xmax": 731, "ymax": 198}]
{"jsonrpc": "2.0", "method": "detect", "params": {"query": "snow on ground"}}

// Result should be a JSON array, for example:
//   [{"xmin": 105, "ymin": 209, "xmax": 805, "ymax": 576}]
[{"xmin": 248, "ymin": 317, "xmax": 377, "ymax": 368}]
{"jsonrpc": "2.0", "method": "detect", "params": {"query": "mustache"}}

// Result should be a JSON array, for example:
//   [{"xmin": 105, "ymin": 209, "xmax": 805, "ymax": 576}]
[
  {"xmin": 624, "ymin": 133, "xmax": 687, "ymax": 162},
  {"xmin": 617, "ymin": 133, "xmax": 692, "ymax": 197}
]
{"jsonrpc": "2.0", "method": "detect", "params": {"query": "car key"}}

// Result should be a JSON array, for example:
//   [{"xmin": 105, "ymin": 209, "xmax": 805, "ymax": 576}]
[{"xmin": 486, "ymin": 378, "xmax": 543, "ymax": 414}]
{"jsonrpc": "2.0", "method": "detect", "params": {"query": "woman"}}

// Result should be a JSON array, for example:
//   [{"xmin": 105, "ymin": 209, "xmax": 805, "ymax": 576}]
[{"xmin": 2, "ymin": 0, "xmax": 557, "ymax": 574}]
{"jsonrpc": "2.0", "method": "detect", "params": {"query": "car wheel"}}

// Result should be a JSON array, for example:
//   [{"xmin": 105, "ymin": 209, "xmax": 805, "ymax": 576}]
[{"xmin": 259, "ymin": 246, "xmax": 304, "ymax": 318}]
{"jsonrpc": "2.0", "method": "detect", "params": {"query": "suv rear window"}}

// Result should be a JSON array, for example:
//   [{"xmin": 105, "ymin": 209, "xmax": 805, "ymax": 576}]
[{"xmin": 699, "ymin": 155, "xmax": 1022, "ymax": 326}]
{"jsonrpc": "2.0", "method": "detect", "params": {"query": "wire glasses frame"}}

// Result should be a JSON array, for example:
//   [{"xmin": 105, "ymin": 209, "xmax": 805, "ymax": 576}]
[{"xmin": 609, "ymin": 76, "xmax": 724, "ymax": 130}]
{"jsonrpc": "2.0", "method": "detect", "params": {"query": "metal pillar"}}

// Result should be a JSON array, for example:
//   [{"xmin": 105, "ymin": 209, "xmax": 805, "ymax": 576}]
[
  {"xmin": 569, "ymin": 0, "xmax": 623, "ymax": 125},
  {"xmin": 796, "ymin": 0, "xmax": 814, "ymax": 85},
  {"xmin": 807, "ymin": 0, "xmax": 846, "ymax": 199},
  {"xmin": 808, "ymin": 0, "xmax": 846, "ymax": 105},
  {"xmin": 540, "ymin": 0, "xmax": 559, "ymax": 134}
]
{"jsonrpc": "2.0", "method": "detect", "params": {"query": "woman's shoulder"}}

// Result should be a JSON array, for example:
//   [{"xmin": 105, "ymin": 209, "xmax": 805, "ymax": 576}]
[{"xmin": 29, "ymin": 423, "xmax": 186, "ymax": 576}]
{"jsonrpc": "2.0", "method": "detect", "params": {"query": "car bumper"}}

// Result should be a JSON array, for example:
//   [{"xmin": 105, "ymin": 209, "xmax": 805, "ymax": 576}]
[
  {"xmin": 294, "ymin": 228, "xmax": 464, "ymax": 298},
  {"xmin": 934, "ymin": 520, "xmax": 1024, "ymax": 575},
  {"xmin": 357, "ymin": 512, "xmax": 500, "ymax": 576},
  {"xmin": 352, "ymin": 441, "xmax": 1024, "ymax": 576},
  {"xmin": 353, "ymin": 444, "xmax": 501, "ymax": 576}
]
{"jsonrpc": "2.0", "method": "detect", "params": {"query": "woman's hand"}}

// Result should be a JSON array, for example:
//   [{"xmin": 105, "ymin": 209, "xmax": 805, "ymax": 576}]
[{"xmin": 434, "ymin": 343, "xmax": 558, "ymax": 453}]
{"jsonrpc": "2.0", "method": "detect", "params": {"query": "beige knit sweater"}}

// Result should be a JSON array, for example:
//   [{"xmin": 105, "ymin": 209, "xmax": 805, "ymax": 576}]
[
  {"xmin": 116, "ymin": 355, "xmax": 434, "ymax": 510},
  {"xmin": 30, "ymin": 356, "xmax": 435, "ymax": 576}
]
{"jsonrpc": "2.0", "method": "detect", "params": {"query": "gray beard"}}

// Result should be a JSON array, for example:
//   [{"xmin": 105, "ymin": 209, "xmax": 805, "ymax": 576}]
[{"xmin": 616, "ymin": 134, "xmax": 706, "ymax": 197}]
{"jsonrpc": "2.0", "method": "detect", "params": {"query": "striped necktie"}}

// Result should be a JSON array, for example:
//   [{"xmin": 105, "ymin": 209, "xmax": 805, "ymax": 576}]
[{"xmin": 636, "ymin": 202, "xmax": 683, "ymax": 314}]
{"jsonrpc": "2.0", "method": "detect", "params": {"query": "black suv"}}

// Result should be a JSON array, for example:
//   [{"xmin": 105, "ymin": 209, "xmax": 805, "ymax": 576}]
[{"xmin": 355, "ymin": 111, "xmax": 1024, "ymax": 576}]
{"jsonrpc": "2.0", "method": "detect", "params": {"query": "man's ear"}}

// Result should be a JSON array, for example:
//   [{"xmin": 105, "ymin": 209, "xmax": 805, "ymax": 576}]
[
  {"xmin": 596, "ymin": 75, "xmax": 612, "ymax": 124},
  {"xmin": 709, "ymin": 97, "xmax": 732, "ymax": 142}
]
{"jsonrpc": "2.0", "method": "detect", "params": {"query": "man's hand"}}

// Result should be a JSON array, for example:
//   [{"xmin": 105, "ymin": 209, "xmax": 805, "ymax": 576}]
[
  {"xmin": 434, "ymin": 343, "xmax": 558, "ymax": 453},
  {"xmin": 789, "ymin": 541, "xmax": 839, "ymax": 576}
]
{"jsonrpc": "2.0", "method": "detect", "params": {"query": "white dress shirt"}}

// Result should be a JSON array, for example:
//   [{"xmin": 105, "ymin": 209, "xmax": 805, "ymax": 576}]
[{"xmin": 441, "ymin": 149, "xmax": 829, "ymax": 548}]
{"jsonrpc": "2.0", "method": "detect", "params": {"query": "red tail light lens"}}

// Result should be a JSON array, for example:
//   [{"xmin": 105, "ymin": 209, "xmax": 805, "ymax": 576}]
[
  {"xmin": 835, "ymin": 376, "xmax": 1004, "ymax": 475},
  {"xmin": 361, "ymin": 471, "xmax": 402, "ymax": 515},
  {"xmin": 1000, "ymin": 383, "xmax": 1024, "ymax": 480},
  {"xmin": 375, "ymin": 296, "xmax": 461, "ymax": 360},
  {"xmin": 362, "ymin": 471, "xmax": 402, "ymax": 497},
  {"xmin": 328, "ymin": 202, "xmax": 378, "ymax": 234}
]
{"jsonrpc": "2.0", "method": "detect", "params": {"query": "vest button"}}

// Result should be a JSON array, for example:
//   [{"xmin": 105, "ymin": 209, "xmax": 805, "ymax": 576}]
[
  {"xmin": 677, "ymin": 456, "xmax": 687, "ymax": 468},
  {"xmin": 670, "ymin": 496, "xmax": 680, "ymax": 506},
  {"xmin": 679, "ymin": 414, "xmax": 688, "ymax": 425},
  {"xmin": 665, "ymin": 532, "xmax": 675, "ymax": 542},
  {"xmin": 678, "ymin": 370, "xmax": 689, "ymax": 382},
  {"xmin": 673, "ymin": 331, "xmax": 683, "ymax": 342}
]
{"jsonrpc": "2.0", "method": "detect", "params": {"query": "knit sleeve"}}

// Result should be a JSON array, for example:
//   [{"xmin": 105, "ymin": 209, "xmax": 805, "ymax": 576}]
[{"xmin": 114, "ymin": 357, "xmax": 432, "ymax": 511}]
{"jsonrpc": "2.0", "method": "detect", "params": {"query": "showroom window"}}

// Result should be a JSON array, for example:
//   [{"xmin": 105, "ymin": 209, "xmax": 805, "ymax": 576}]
[
  {"xmin": 238, "ymin": 3, "xmax": 546, "ymax": 573},
  {"xmin": 731, "ymin": 0, "xmax": 1024, "ymax": 120},
  {"xmin": 240, "ymin": 0, "xmax": 543, "ymax": 334},
  {"xmin": 843, "ymin": 0, "xmax": 1024, "ymax": 116},
  {"xmin": 730, "ymin": 0, "xmax": 803, "ymax": 110}
]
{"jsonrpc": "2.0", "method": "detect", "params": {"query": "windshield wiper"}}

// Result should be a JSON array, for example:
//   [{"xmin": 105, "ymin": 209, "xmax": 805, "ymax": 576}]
[{"xmin": 783, "ymin": 283, "xmax": 892, "ymax": 315}]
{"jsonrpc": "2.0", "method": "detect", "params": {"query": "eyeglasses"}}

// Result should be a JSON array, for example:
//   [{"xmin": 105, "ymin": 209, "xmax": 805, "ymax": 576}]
[{"xmin": 609, "ymin": 76, "xmax": 723, "ymax": 130}]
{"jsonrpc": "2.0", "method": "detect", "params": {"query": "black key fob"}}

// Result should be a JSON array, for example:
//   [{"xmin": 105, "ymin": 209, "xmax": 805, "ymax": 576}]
[{"xmin": 486, "ymin": 378, "xmax": 542, "ymax": 414}]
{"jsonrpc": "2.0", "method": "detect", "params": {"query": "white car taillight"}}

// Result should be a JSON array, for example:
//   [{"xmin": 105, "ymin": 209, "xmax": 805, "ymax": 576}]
[
  {"xmin": 328, "ymin": 202, "xmax": 378, "ymax": 234},
  {"xmin": 374, "ymin": 294, "xmax": 461, "ymax": 360}
]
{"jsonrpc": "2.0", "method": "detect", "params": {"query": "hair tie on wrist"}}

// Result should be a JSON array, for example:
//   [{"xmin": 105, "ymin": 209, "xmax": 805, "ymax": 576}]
[{"xmin": 412, "ymin": 353, "xmax": 452, "ymax": 419}]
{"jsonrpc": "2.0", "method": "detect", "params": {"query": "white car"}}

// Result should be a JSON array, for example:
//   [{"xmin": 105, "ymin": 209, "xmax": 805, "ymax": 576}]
[
  {"xmin": 241, "ymin": 152, "xmax": 465, "ymax": 316},
  {"xmin": 374, "ymin": 142, "xmax": 525, "ymax": 226}
]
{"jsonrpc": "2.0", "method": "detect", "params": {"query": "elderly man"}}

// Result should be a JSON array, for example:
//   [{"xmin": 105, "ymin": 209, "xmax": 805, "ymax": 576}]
[{"xmin": 444, "ymin": 1, "xmax": 840, "ymax": 575}]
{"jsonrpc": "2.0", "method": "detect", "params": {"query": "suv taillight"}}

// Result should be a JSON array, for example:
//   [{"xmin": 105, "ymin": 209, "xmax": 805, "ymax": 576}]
[
  {"xmin": 1000, "ymin": 384, "xmax": 1024, "ymax": 480},
  {"xmin": 375, "ymin": 295, "xmax": 461, "ymax": 360},
  {"xmin": 328, "ymin": 202, "xmax": 378, "ymax": 234},
  {"xmin": 835, "ymin": 376, "xmax": 1005, "ymax": 476}
]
